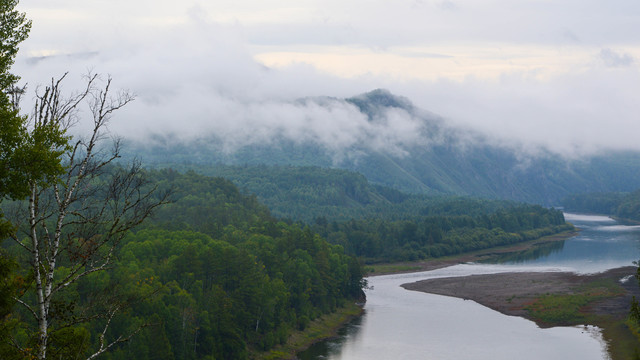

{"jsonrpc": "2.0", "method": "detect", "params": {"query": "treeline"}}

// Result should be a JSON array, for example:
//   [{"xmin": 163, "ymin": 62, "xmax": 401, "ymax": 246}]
[
  {"xmin": 147, "ymin": 164, "xmax": 549, "ymax": 223},
  {"xmin": 151, "ymin": 164, "xmax": 402, "ymax": 222},
  {"xmin": 5, "ymin": 169, "xmax": 364, "ymax": 360},
  {"xmin": 145, "ymin": 165, "xmax": 573, "ymax": 263},
  {"xmin": 311, "ymin": 205, "xmax": 570, "ymax": 262},
  {"xmin": 562, "ymin": 190, "xmax": 640, "ymax": 222}
]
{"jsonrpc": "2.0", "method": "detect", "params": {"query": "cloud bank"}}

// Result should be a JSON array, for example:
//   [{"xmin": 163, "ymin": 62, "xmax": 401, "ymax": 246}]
[{"xmin": 12, "ymin": 0, "xmax": 640, "ymax": 158}]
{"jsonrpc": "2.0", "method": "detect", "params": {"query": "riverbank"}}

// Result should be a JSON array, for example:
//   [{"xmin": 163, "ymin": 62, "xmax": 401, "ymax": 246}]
[
  {"xmin": 366, "ymin": 230, "xmax": 577, "ymax": 276},
  {"xmin": 402, "ymin": 266, "xmax": 640, "ymax": 359},
  {"xmin": 252, "ymin": 302, "xmax": 363, "ymax": 360}
]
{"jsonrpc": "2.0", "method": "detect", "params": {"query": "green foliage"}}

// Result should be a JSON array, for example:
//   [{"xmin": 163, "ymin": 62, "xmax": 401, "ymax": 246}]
[
  {"xmin": 312, "ymin": 204, "xmax": 570, "ymax": 263},
  {"xmin": 0, "ymin": 250, "xmax": 19, "ymax": 358},
  {"xmin": 0, "ymin": 0, "xmax": 31, "ymax": 107},
  {"xmin": 5, "ymin": 169, "xmax": 366, "ymax": 359},
  {"xmin": 123, "ymin": 119, "xmax": 640, "ymax": 207},
  {"xmin": 631, "ymin": 297, "xmax": 640, "ymax": 325},
  {"xmin": 527, "ymin": 293, "xmax": 591, "ymax": 324},
  {"xmin": 0, "ymin": 0, "xmax": 40, "ymax": 242},
  {"xmin": 631, "ymin": 265, "xmax": 640, "ymax": 327},
  {"xmin": 562, "ymin": 189, "xmax": 640, "ymax": 222},
  {"xmin": 143, "ymin": 164, "xmax": 561, "ymax": 223},
  {"xmin": 0, "ymin": 105, "xmax": 71, "ymax": 201},
  {"xmin": 528, "ymin": 280, "xmax": 623, "ymax": 326},
  {"xmin": 562, "ymin": 192, "xmax": 628, "ymax": 216},
  {"xmin": 141, "ymin": 166, "xmax": 572, "ymax": 264}
]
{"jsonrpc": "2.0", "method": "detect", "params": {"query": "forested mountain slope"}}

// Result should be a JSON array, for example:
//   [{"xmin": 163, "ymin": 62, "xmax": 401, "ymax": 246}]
[
  {"xmin": 4, "ymin": 169, "xmax": 365, "ymax": 360},
  {"xmin": 148, "ymin": 167, "xmax": 573, "ymax": 264},
  {"xmin": 124, "ymin": 90, "xmax": 640, "ymax": 205}
]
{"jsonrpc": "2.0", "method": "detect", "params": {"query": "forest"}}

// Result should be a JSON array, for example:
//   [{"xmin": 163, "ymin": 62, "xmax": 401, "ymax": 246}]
[
  {"xmin": 147, "ymin": 164, "xmax": 573, "ymax": 263},
  {"xmin": 311, "ymin": 205, "xmax": 570, "ymax": 262},
  {"xmin": 2, "ymin": 168, "xmax": 365, "ymax": 359},
  {"xmin": 562, "ymin": 190, "xmax": 640, "ymax": 222}
]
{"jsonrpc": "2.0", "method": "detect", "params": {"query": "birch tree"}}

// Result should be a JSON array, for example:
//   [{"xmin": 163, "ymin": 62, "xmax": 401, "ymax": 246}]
[{"xmin": 6, "ymin": 74, "xmax": 168, "ymax": 359}]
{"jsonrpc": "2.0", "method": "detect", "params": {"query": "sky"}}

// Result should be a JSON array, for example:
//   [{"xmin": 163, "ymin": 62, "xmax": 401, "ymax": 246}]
[{"xmin": 12, "ymin": 0, "xmax": 640, "ymax": 157}]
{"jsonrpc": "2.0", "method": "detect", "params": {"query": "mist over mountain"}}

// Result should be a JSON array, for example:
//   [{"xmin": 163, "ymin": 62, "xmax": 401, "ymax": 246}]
[{"xmin": 123, "ymin": 89, "xmax": 640, "ymax": 205}]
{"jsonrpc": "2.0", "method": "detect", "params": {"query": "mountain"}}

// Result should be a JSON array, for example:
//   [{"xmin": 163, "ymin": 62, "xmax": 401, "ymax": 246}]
[{"xmin": 122, "ymin": 89, "xmax": 640, "ymax": 205}]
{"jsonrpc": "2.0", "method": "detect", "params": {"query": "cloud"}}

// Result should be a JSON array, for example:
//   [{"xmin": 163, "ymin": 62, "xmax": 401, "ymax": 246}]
[
  {"xmin": 11, "ymin": 0, "xmax": 640, "ymax": 160},
  {"xmin": 598, "ymin": 48, "xmax": 635, "ymax": 68},
  {"xmin": 438, "ymin": 1, "xmax": 457, "ymax": 11}
]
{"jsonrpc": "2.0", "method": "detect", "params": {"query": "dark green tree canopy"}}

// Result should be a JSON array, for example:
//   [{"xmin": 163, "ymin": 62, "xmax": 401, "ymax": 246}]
[
  {"xmin": 0, "ymin": 0, "xmax": 32, "ymax": 240},
  {"xmin": 0, "ymin": 0, "xmax": 31, "ymax": 107}
]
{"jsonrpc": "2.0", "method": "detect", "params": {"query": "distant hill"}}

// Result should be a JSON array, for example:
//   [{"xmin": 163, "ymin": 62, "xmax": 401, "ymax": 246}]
[
  {"xmin": 152, "ymin": 165, "xmax": 519, "ymax": 223},
  {"xmin": 123, "ymin": 89, "xmax": 640, "ymax": 205}
]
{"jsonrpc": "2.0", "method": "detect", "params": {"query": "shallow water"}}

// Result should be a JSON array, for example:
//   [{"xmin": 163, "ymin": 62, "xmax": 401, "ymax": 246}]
[{"xmin": 298, "ymin": 213, "xmax": 640, "ymax": 359}]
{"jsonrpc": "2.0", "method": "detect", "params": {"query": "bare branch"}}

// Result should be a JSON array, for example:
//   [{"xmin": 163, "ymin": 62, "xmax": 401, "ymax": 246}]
[
  {"xmin": 86, "ymin": 319, "xmax": 149, "ymax": 360},
  {"xmin": 9, "ymin": 73, "xmax": 159, "ymax": 360},
  {"xmin": 14, "ymin": 297, "xmax": 38, "ymax": 322}
]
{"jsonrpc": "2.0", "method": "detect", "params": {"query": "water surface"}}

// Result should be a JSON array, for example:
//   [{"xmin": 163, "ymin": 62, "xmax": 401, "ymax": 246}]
[
  {"xmin": 488, "ymin": 213, "xmax": 640, "ymax": 273},
  {"xmin": 298, "ymin": 214, "xmax": 640, "ymax": 359}
]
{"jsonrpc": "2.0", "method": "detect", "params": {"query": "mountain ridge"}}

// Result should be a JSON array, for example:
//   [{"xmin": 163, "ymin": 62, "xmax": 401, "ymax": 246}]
[{"xmin": 122, "ymin": 89, "xmax": 640, "ymax": 205}]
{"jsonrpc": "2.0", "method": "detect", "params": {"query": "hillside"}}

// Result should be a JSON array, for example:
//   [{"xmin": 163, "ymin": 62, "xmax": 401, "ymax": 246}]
[
  {"xmin": 142, "ymin": 164, "xmax": 530, "ymax": 224},
  {"xmin": 3, "ymin": 168, "xmax": 365, "ymax": 359},
  {"xmin": 122, "ymin": 90, "xmax": 640, "ymax": 205},
  {"xmin": 147, "ymin": 167, "xmax": 573, "ymax": 263}
]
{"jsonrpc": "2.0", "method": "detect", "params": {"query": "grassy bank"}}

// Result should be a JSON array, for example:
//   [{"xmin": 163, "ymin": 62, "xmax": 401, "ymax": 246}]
[
  {"xmin": 526, "ymin": 284, "xmax": 640, "ymax": 360},
  {"xmin": 602, "ymin": 319, "xmax": 640, "ymax": 360},
  {"xmin": 525, "ymin": 278, "xmax": 625, "ymax": 326},
  {"xmin": 252, "ymin": 302, "xmax": 363, "ymax": 360}
]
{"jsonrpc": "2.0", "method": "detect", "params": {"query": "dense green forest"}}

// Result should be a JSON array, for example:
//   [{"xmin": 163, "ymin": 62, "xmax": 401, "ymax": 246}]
[
  {"xmin": 562, "ymin": 190, "xmax": 640, "ymax": 222},
  {"xmin": 142, "ymin": 165, "xmax": 573, "ymax": 263},
  {"xmin": 145, "ymin": 166, "xmax": 572, "ymax": 264},
  {"xmin": 311, "ymin": 204, "xmax": 571, "ymax": 262},
  {"xmin": 3, "ymin": 169, "xmax": 365, "ymax": 359},
  {"xmin": 140, "ymin": 164, "xmax": 559, "ymax": 224},
  {"xmin": 139, "ymin": 166, "xmax": 573, "ymax": 263}
]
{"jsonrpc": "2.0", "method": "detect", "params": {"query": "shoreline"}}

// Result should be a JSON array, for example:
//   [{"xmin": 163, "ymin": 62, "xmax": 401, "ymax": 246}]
[
  {"xmin": 401, "ymin": 266, "xmax": 640, "ymax": 359},
  {"xmin": 366, "ymin": 230, "xmax": 578, "ymax": 276},
  {"xmin": 364, "ymin": 226, "xmax": 640, "ymax": 358},
  {"xmin": 253, "ymin": 302, "xmax": 363, "ymax": 360},
  {"xmin": 401, "ymin": 266, "xmax": 640, "ymax": 327},
  {"xmin": 255, "ymin": 231, "xmax": 578, "ymax": 358}
]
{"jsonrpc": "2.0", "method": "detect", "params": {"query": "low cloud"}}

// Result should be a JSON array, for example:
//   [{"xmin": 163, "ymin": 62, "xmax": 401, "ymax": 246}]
[{"xmin": 13, "ymin": 0, "xmax": 640, "ymax": 161}]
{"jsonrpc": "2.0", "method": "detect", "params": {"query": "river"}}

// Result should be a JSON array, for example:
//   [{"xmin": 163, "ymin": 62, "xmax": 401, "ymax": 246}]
[{"xmin": 298, "ymin": 213, "xmax": 640, "ymax": 359}]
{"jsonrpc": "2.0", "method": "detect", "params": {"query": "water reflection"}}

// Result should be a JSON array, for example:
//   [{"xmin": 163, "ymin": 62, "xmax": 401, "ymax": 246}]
[
  {"xmin": 297, "ymin": 315, "xmax": 365, "ymax": 360},
  {"xmin": 298, "ymin": 214, "xmax": 639, "ymax": 359},
  {"xmin": 564, "ymin": 213, "xmax": 615, "ymax": 223},
  {"xmin": 483, "ymin": 213, "xmax": 640, "ymax": 273},
  {"xmin": 483, "ymin": 240, "xmax": 566, "ymax": 264}
]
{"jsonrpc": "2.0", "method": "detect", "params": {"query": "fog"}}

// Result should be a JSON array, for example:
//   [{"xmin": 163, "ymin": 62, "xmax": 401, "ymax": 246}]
[{"xmin": 12, "ymin": 0, "xmax": 640, "ymax": 158}]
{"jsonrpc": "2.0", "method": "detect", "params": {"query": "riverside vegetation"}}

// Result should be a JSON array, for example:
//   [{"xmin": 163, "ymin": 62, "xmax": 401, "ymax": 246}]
[{"xmin": 1, "ymin": 165, "xmax": 575, "ymax": 359}]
